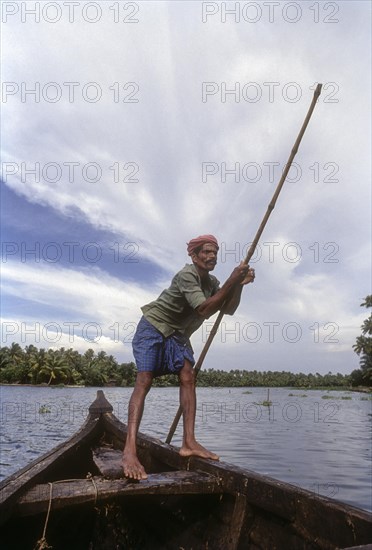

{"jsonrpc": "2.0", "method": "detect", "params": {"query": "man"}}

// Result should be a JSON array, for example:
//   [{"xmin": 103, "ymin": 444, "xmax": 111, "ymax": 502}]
[{"xmin": 122, "ymin": 234, "xmax": 255, "ymax": 479}]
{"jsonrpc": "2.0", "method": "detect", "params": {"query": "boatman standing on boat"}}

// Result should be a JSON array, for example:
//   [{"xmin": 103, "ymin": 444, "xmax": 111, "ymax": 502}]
[{"xmin": 122, "ymin": 234, "xmax": 255, "ymax": 479}]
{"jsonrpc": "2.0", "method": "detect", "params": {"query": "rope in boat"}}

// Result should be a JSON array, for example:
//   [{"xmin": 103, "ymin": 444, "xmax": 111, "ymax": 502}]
[
  {"xmin": 86, "ymin": 472, "xmax": 99, "ymax": 504},
  {"xmin": 34, "ymin": 482, "xmax": 53, "ymax": 550},
  {"xmin": 34, "ymin": 474, "xmax": 99, "ymax": 550}
]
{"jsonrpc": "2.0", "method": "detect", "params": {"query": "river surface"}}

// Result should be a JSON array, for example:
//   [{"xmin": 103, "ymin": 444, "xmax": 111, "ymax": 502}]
[{"xmin": 0, "ymin": 385, "xmax": 371, "ymax": 512}]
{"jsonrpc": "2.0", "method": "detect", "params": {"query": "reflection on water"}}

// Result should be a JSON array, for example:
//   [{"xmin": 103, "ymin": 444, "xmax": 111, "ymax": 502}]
[{"xmin": 0, "ymin": 385, "xmax": 371, "ymax": 512}]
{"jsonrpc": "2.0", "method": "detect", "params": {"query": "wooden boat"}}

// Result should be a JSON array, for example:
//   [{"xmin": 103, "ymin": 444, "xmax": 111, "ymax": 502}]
[{"xmin": 0, "ymin": 390, "xmax": 371, "ymax": 550}]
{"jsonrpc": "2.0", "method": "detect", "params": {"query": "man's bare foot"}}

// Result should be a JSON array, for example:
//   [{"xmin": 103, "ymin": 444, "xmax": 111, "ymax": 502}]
[
  {"xmin": 179, "ymin": 441, "xmax": 219, "ymax": 461},
  {"xmin": 122, "ymin": 451, "xmax": 148, "ymax": 480}
]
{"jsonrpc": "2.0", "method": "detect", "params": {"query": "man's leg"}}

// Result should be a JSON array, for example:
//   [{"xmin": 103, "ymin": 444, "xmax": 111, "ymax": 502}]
[
  {"xmin": 122, "ymin": 371, "xmax": 153, "ymax": 479},
  {"xmin": 178, "ymin": 360, "xmax": 219, "ymax": 460}
]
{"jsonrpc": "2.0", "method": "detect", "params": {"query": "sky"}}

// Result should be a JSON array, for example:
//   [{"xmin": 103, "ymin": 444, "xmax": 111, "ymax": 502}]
[{"xmin": 1, "ymin": 0, "xmax": 371, "ymax": 375}]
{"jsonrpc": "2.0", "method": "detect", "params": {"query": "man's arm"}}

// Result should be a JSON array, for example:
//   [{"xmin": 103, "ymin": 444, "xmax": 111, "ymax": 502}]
[
  {"xmin": 222, "ymin": 265, "xmax": 255, "ymax": 315},
  {"xmin": 222, "ymin": 284, "xmax": 244, "ymax": 316},
  {"xmin": 196, "ymin": 264, "xmax": 254, "ymax": 319}
]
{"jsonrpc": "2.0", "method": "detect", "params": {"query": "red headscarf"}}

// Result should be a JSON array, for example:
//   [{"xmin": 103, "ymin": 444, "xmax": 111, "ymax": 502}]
[{"xmin": 187, "ymin": 234, "xmax": 219, "ymax": 256}]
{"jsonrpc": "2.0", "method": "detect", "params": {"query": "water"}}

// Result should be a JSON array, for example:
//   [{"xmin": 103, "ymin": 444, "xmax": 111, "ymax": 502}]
[{"xmin": 0, "ymin": 385, "xmax": 371, "ymax": 512}]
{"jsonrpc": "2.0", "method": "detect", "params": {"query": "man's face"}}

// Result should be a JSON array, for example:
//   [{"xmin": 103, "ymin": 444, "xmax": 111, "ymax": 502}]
[{"xmin": 192, "ymin": 243, "xmax": 218, "ymax": 272}]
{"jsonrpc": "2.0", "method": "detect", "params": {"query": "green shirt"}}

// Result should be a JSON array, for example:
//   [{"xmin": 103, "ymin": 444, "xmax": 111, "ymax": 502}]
[{"xmin": 142, "ymin": 264, "xmax": 220, "ymax": 338}]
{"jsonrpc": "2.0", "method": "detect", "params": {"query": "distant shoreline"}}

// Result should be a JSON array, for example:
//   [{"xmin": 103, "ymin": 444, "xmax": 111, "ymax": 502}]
[
  {"xmin": 1, "ymin": 383, "xmax": 370, "ymax": 393},
  {"xmin": 0, "ymin": 383, "xmax": 85, "ymax": 388}
]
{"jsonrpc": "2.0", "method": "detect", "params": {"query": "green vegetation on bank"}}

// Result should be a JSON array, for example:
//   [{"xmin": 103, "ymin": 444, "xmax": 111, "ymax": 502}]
[
  {"xmin": 2, "ymin": 298, "xmax": 370, "ymax": 389},
  {"xmin": 351, "ymin": 295, "xmax": 372, "ymax": 387},
  {"xmin": 0, "ymin": 344, "xmax": 136, "ymax": 387},
  {"xmin": 0, "ymin": 342, "xmax": 360, "ymax": 389}
]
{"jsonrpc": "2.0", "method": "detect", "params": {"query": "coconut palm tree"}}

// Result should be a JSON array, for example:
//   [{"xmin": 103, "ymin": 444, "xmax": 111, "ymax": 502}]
[
  {"xmin": 38, "ymin": 350, "xmax": 70, "ymax": 385},
  {"xmin": 28, "ymin": 348, "xmax": 48, "ymax": 384}
]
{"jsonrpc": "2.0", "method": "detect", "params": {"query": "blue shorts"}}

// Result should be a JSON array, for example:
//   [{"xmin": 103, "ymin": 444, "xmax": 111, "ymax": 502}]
[{"xmin": 132, "ymin": 316, "xmax": 195, "ymax": 377}]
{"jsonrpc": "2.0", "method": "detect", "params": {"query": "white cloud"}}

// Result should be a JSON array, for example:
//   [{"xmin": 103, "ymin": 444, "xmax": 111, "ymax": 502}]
[{"xmin": 1, "ymin": 261, "xmax": 155, "ymax": 323}]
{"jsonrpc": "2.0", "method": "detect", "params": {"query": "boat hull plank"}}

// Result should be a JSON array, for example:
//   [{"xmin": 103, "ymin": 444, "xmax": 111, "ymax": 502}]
[
  {"xmin": 92, "ymin": 446, "xmax": 125, "ymax": 478},
  {"xmin": 16, "ymin": 470, "xmax": 223, "ymax": 516}
]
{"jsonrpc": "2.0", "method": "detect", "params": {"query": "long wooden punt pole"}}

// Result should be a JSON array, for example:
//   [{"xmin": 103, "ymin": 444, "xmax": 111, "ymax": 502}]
[{"xmin": 166, "ymin": 84, "xmax": 323, "ymax": 444}]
